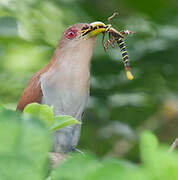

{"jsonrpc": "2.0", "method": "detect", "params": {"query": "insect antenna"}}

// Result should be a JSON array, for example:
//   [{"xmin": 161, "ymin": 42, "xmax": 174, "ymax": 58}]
[{"xmin": 107, "ymin": 12, "xmax": 119, "ymax": 24}]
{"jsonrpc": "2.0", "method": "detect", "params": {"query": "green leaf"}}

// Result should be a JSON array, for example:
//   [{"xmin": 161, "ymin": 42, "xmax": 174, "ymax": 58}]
[
  {"xmin": 51, "ymin": 153, "xmax": 101, "ymax": 180},
  {"xmin": 0, "ymin": 108, "xmax": 51, "ymax": 180},
  {"xmin": 24, "ymin": 103, "xmax": 54, "ymax": 126},
  {"xmin": 140, "ymin": 131, "xmax": 158, "ymax": 164},
  {"xmin": 51, "ymin": 154, "xmax": 146, "ymax": 180},
  {"xmin": 86, "ymin": 160, "xmax": 137, "ymax": 180},
  {"xmin": 49, "ymin": 115, "xmax": 81, "ymax": 132},
  {"xmin": 139, "ymin": 132, "xmax": 178, "ymax": 180},
  {"xmin": 0, "ymin": 104, "xmax": 4, "ymax": 111}
]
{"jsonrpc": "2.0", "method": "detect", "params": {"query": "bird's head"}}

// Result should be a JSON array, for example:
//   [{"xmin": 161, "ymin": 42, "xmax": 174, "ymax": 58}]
[
  {"xmin": 57, "ymin": 23, "xmax": 107, "ymax": 55},
  {"xmin": 53, "ymin": 23, "xmax": 108, "ymax": 64},
  {"xmin": 58, "ymin": 23, "xmax": 97, "ymax": 49},
  {"xmin": 61, "ymin": 22, "xmax": 108, "ymax": 45}
]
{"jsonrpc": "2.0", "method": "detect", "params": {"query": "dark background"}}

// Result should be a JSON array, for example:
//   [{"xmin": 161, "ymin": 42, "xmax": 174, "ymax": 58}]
[{"xmin": 0, "ymin": 0, "xmax": 178, "ymax": 161}]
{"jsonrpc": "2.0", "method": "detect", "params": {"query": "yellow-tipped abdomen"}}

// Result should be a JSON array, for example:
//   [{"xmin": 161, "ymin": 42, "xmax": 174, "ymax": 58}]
[{"xmin": 126, "ymin": 70, "xmax": 134, "ymax": 80}]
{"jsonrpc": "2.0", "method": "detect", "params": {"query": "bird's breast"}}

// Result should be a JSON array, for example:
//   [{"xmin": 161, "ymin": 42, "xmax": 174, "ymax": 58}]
[{"xmin": 40, "ymin": 60, "xmax": 90, "ymax": 120}]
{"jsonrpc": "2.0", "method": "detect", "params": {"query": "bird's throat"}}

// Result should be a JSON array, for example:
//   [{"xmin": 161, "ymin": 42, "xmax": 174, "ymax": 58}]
[{"xmin": 40, "ymin": 37, "xmax": 96, "ymax": 118}]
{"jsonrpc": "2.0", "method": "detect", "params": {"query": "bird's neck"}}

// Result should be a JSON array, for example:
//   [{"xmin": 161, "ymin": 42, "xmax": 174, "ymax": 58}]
[
  {"xmin": 46, "ymin": 37, "xmax": 96, "ymax": 84},
  {"xmin": 53, "ymin": 37, "xmax": 96, "ymax": 67},
  {"xmin": 41, "ymin": 37, "xmax": 96, "ymax": 94}
]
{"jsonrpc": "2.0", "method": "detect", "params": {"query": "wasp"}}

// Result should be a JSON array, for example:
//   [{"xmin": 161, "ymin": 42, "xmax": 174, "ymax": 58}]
[
  {"xmin": 103, "ymin": 12, "xmax": 136, "ymax": 80},
  {"xmin": 80, "ymin": 12, "xmax": 135, "ymax": 80},
  {"xmin": 80, "ymin": 22, "xmax": 111, "ymax": 38}
]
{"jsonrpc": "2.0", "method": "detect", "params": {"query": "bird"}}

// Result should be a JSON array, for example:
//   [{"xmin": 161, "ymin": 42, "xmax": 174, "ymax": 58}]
[{"xmin": 16, "ymin": 23, "xmax": 104, "ymax": 154}]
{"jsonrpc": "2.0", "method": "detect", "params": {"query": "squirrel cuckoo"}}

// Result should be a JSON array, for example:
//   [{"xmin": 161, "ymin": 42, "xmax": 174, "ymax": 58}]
[{"xmin": 16, "ymin": 23, "xmax": 105, "ymax": 153}]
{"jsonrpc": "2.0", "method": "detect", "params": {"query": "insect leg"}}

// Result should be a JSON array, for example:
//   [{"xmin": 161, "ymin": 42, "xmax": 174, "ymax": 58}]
[
  {"xmin": 106, "ymin": 40, "xmax": 115, "ymax": 49},
  {"xmin": 120, "ymin": 30, "xmax": 136, "ymax": 37},
  {"xmin": 108, "ymin": 32, "xmax": 115, "ymax": 48},
  {"xmin": 102, "ymin": 32, "xmax": 107, "ymax": 52}
]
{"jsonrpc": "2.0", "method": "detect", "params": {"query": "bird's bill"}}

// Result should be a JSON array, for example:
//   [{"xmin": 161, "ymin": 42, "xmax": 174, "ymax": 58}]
[{"xmin": 80, "ymin": 22, "xmax": 112, "ymax": 39}]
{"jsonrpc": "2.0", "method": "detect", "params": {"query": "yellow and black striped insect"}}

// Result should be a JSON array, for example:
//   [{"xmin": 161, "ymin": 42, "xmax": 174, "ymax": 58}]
[
  {"xmin": 80, "ymin": 12, "xmax": 135, "ymax": 80},
  {"xmin": 104, "ymin": 28, "xmax": 135, "ymax": 80},
  {"xmin": 80, "ymin": 22, "xmax": 111, "ymax": 38},
  {"xmin": 103, "ymin": 12, "xmax": 135, "ymax": 80}
]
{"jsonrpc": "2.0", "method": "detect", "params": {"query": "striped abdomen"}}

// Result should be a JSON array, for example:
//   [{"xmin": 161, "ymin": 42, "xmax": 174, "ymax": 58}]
[
  {"xmin": 117, "ymin": 38, "xmax": 130, "ymax": 70},
  {"xmin": 117, "ymin": 38, "xmax": 134, "ymax": 80}
]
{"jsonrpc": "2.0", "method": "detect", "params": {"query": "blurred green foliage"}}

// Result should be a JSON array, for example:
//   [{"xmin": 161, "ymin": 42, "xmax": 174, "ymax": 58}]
[
  {"xmin": 1, "ymin": 106, "xmax": 178, "ymax": 179},
  {"xmin": 51, "ymin": 132, "xmax": 178, "ymax": 180},
  {"xmin": 24, "ymin": 103, "xmax": 80, "ymax": 132},
  {"xmin": 0, "ymin": 107, "xmax": 51, "ymax": 180},
  {"xmin": 24, "ymin": 103, "xmax": 54, "ymax": 126},
  {"xmin": 0, "ymin": 0, "xmax": 178, "ymax": 161}
]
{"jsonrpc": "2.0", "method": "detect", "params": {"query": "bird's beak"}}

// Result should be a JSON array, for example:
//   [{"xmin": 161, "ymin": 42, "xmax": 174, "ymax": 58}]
[{"xmin": 80, "ymin": 22, "xmax": 112, "ymax": 39}]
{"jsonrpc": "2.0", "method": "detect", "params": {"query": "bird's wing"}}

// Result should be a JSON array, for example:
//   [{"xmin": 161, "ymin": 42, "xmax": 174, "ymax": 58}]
[
  {"xmin": 16, "ymin": 72, "xmax": 43, "ymax": 112},
  {"xmin": 16, "ymin": 54, "xmax": 55, "ymax": 112}
]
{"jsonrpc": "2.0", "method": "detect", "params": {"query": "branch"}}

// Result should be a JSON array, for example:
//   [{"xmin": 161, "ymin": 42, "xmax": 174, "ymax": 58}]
[
  {"xmin": 169, "ymin": 138, "xmax": 178, "ymax": 152},
  {"xmin": 49, "ymin": 152, "xmax": 66, "ymax": 169}
]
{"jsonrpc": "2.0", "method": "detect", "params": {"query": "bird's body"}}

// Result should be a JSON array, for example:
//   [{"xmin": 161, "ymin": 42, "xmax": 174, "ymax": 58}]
[{"xmin": 17, "ymin": 23, "xmax": 96, "ymax": 153}]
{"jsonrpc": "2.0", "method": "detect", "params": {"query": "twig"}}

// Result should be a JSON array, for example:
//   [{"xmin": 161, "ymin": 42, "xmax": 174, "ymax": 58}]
[
  {"xmin": 49, "ymin": 152, "xmax": 66, "ymax": 169},
  {"xmin": 169, "ymin": 138, "xmax": 178, "ymax": 152}
]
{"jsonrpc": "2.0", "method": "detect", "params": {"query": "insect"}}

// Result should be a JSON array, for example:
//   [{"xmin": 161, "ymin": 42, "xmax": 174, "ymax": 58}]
[
  {"xmin": 80, "ymin": 22, "xmax": 111, "ymax": 38},
  {"xmin": 103, "ymin": 12, "xmax": 136, "ymax": 80},
  {"xmin": 80, "ymin": 12, "xmax": 135, "ymax": 80}
]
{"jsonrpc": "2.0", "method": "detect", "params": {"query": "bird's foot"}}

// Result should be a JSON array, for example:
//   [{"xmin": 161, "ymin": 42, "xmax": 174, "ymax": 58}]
[{"xmin": 71, "ymin": 147, "xmax": 84, "ymax": 155}]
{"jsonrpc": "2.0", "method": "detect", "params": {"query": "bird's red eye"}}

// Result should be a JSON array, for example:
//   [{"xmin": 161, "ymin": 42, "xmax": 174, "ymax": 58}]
[{"xmin": 65, "ymin": 28, "xmax": 78, "ymax": 39}]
